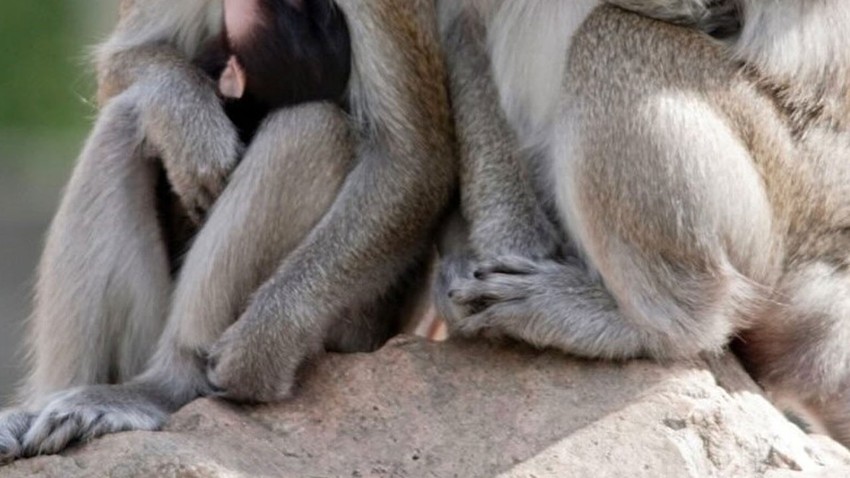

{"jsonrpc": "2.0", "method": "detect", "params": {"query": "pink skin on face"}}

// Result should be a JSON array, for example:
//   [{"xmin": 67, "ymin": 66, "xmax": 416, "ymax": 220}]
[
  {"xmin": 219, "ymin": 0, "xmax": 306, "ymax": 99},
  {"xmin": 219, "ymin": 56, "xmax": 247, "ymax": 99},
  {"xmin": 224, "ymin": 0, "xmax": 260, "ymax": 44},
  {"xmin": 219, "ymin": 0, "xmax": 259, "ymax": 99}
]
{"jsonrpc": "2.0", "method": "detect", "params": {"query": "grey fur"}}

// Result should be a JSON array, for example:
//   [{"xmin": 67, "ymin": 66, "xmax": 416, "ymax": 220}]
[
  {"xmin": 438, "ymin": 0, "xmax": 850, "ymax": 446},
  {"xmin": 0, "ymin": 0, "xmax": 453, "ymax": 461}
]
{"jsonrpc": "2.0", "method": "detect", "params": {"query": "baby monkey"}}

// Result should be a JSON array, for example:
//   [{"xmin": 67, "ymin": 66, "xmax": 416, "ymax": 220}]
[
  {"xmin": 155, "ymin": 0, "xmax": 350, "ymax": 266},
  {"xmin": 197, "ymin": 0, "xmax": 351, "ymax": 142}
]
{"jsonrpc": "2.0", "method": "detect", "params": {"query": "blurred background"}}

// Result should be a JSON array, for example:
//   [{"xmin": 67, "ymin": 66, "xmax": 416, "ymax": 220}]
[{"xmin": 0, "ymin": 0, "xmax": 117, "ymax": 405}]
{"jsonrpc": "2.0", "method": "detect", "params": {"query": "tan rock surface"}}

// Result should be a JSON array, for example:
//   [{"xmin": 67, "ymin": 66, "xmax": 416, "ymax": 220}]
[{"xmin": 1, "ymin": 336, "xmax": 848, "ymax": 478}]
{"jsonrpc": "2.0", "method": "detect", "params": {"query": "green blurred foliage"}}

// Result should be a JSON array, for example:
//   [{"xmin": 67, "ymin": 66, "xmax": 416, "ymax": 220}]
[
  {"xmin": 0, "ymin": 0, "xmax": 97, "ymax": 134},
  {"xmin": 0, "ymin": 0, "xmax": 116, "ymax": 179},
  {"xmin": 0, "ymin": 2, "xmax": 119, "ymax": 403}
]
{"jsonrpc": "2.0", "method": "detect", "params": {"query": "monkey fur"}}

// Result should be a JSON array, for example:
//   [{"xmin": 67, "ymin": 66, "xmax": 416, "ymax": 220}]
[
  {"xmin": 0, "ymin": 0, "xmax": 453, "ymax": 461},
  {"xmin": 437, "ymin": 0, "xmax": 850, "ymax": 447}
]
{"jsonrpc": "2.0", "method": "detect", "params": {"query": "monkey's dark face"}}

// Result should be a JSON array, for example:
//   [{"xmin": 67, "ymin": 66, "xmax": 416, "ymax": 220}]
[
  {"xmin": 195, "ymin": 0, "xmax": 351, "ymax": 141},
  {"xmin": 229, "ymin": 0, "xmax": 352, "ymax": 108}
]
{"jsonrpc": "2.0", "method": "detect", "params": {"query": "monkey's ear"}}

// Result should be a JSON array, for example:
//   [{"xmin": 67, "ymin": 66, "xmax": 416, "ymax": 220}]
[{"xmin": 219, "ymin": 56, "xmax": 247, "ymax": 99}]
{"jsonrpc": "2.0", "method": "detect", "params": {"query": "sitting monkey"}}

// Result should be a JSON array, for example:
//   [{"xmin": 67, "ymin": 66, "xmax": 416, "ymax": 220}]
[
  {"xmin": 438, "ymin": 0, "xmax": 850, "ymax": 447},
  {"xmin": 0, "ymin": 0, "xmax": 453, "ymax": 461}
]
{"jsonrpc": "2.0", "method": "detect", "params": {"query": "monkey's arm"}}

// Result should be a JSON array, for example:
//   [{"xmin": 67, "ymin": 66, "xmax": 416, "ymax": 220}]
[
  {"xmin": 608, "ymin": 0, "xmax": 739, "ymax": 36},
  {"xmin": 206, "ymin": 0, "xmax": 456, "ymax": 402},
  {"xmin": 95, "ymin": 0, "xmax": 240, "ymax": 220},
  {"xmin": 442, "ymin": 10, "xmax": 561, "ymax": 260}
]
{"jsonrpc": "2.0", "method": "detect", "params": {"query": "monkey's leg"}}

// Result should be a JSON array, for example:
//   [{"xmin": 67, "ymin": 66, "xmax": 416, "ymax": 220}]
[
  {"xmin": 436, "ymin": 11, "xmax": 568, "ymax": 330},
  {"xmin": 446, "ymin": 91, "xmax": 773, "ymax": 358},
  {"xmin": 735, "ymin": 264, "xmax": 850, "ymax": 447},
  {"xmin": 12, "ymin": 104, "xmax": 353, "ymax": 458},
  {"xmin": 204, "ymin": 0, "xmax": 454, "ymax": 403},
  {"xmin": 325, "ymin": 257, "xmax": 432, "ymax": 354},
  {"xmin": 170, "ymin": 91, "xmax": 425, "ymax": 373},
  {"xmin": 0, "ymin": 91, "xmax": 171, "ymax": 462},
  {"xmin": 811, "ymin": 386, "xmax": 850, "ymax": 448},
  {"xmin": 445, "ymin": 9, "xmax": 778, "ymax": 360},
  {"xmin": 442, "ymin": 9, "xmax": 562, "ymax": 261},
  {"xmin": 21, "ymin": 91, "xmax": 171, "ymax": 404}
]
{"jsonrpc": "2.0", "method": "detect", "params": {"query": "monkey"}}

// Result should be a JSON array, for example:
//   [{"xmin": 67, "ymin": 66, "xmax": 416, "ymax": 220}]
[
  {"xmin": 153, "ymin": 0, "xmax": 353, "ymax": 268},
  {"xmin": 195, "ymin": 0, "xmax": 352, "ymax": 143},
  {"xmin": 0, "ymin": 0, "xmax": 453, "ymax": 461},
  {"xmin": 436, "ymin": 0, "xmax": 850, "ymax": 447}
]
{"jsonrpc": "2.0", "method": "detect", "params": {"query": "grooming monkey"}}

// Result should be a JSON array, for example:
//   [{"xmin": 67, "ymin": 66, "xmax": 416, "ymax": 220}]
[
  {"xmin": 438, "ymin": 0, "xmax": 850, "ymax": 446},
  {"xmin": 0, "ymin": 0, "xmax": 453, "ymax": 461}
]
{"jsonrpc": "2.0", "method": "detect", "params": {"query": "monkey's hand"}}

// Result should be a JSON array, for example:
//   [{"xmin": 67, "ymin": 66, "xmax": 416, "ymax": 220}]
[
  {"xmin": 137, "ymin": 80, "xmax": 243, "ymax": 223},
  {"xmin": 440, "ymin": 255, "xmax": 592, "ymax": 342},
  {"xmin": 206, "ymin": 291, "xmax": 318, "ymax": 403},
  {"xmin": 98, "ymin": 40, "xmax": 243, "ymax": 223}
]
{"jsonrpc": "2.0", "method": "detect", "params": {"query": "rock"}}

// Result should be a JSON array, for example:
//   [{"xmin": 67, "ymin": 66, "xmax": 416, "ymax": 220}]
[{"xmin": 1, "ymin": 336, "xmax": 848, "ymax": 478}]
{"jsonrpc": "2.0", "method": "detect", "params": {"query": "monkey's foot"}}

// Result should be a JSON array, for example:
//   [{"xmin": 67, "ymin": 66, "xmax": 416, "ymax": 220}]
[
  {"xmin": 0, "ymin": 410, "xmax": 34, "ymax": 464},
  {"xmin": 207, "ymin": 297, "xmax": 317, "ymax": 404},
  {"xmin": 20, "ymin": 385, "xmax": 168, "ymax": 457},
  {"xmin": 445, "ymin": 255, "xmax": 589, "ymax": 341}
]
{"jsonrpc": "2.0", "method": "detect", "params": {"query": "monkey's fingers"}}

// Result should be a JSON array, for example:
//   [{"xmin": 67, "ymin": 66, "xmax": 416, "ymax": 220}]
[
  {"xmin": 473, "ymin": 255, "xmax": 547, "ymax": 278},
  {"xmin": 449, "ymin": 276, "xmax": 533, "ymax": 315},
  {"xmin": 453, "ymin": 299, "xmax": 528, "ymax": 339},
  {"xmin": 0, "ymin": 410, "xmax": 33, "ymax": 463},
  {"xmin": 22, "ymin": 412, "xmax": 81, "ymax": 457}
]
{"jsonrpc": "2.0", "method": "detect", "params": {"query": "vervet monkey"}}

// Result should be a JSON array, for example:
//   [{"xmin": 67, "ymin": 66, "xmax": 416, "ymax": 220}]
[
  {"xmin": 438, "ymin": 0, "xmax": 850, "ymax": 446},
  {"xmin": 0, "ymin": 0, "xmax": 453, "ymax": 461}
]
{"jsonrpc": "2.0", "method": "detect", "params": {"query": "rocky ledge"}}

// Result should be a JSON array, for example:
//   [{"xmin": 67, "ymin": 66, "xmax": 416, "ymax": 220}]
[{"xmin": 2, "ymin": 336, "xmax": 849, "ymax": 478}]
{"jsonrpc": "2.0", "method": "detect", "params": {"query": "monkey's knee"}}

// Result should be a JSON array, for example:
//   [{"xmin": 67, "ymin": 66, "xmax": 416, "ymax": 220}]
[
  {"xmin": 593, "ymin": 245, "xmax": 761, "ymax": 359},
  {"xmin": 563, "ymin": 94, "xmax": 777, "ymax": 357}
]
